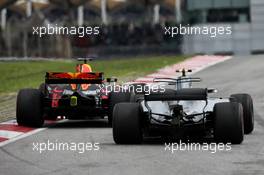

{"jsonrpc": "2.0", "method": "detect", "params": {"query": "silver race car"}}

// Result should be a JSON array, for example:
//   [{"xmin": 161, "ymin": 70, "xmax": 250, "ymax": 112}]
[{"xmin": 112, "ymin": 69, "xmax": 254, "ymax": 144}]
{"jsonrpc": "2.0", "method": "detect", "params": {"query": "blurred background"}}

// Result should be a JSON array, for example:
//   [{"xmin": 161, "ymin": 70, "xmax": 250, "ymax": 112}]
[{"xmin": 0, "ymin": 0, "xmax": 263, "ymax": 58}]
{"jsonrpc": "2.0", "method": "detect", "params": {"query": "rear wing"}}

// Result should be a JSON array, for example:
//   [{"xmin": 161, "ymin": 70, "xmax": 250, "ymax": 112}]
[
  {"xmin": 45, "ymin": 72, "xmax": 103, "ymax": 84},
  {"xmin": 153, "ymin": 77, "xmax": 201, "ymax": 84}
]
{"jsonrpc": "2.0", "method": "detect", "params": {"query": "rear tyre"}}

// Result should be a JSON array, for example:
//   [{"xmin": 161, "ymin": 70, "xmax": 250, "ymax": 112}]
[
  {"xmin": 214, "ymin": 102, "xmax": 244, "ymax": 144},
  {"xmin": 108, "ymin": 91, "xmax": 134, "ymax": 125},
  {"xmin": 113, "ymin": 103, "xmax": 142, "ymax": 144},
  {"xmin": 16, "ymin": 89, "xmax": 44, "ymax": 127},
  {"xmin": 231, "ymin": 94, "xmax": 254, "ymax": 134}
]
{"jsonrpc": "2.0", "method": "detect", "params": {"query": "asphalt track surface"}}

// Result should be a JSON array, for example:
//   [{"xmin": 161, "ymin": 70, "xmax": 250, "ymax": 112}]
[{"xmin": 1, "ymin": 55, "xmax": 264, "ymax": 175}]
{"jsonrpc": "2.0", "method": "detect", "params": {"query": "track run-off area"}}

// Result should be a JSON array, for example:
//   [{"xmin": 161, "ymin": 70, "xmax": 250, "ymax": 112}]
[{"xmin": 1, "ymin": 55, "xmax": 264, "ymax": 175}]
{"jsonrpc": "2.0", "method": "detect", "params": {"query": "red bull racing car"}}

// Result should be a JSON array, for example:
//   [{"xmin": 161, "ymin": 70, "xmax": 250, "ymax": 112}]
[{"xmin": 16, "ymin": 58, "xmax": 131, "ymax": 127}]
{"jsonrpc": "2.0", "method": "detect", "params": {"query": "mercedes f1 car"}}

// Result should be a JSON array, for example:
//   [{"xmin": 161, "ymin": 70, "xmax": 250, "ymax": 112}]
[
  {"xmin": 16, "ymin": 58, "xmax": 131, "ymax": 127},
  {"xmin": 112, "ymin": 69, "xmax": 254, "ymax": 144}
]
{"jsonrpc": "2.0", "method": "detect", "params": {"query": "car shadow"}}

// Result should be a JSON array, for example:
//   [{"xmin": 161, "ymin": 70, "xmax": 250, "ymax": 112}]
[
  {"xmin": 101, "ymin": 136, "xmax": 215, "ymax": 146},
  {"xmin": 44, "ymin": 119, "xmax": 111, "ymax": 129},
  {"xmin": 142, "ymin": 136, "xmax": 215, "ymax": 145}
]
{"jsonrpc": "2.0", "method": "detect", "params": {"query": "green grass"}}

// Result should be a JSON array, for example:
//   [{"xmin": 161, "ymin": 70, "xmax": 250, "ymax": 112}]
[{"xmin": 0, "ymin": 56, "xmax": 186, "ymax": 94}]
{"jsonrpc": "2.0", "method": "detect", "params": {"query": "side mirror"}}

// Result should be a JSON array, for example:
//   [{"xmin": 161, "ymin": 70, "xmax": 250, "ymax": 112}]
[
  {"xmin": 106, "ymin": 77, "xmax": 117, "ymax": 83},
  {"xmin": 207, "ymin": 88, "xmax": 218, "ymax": 93}
]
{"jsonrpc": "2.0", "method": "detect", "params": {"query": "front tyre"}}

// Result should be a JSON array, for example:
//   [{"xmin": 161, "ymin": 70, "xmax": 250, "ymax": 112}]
[
  {"xmin": 113, "ymin": 103, "xmax": 142, "ymax": 144},
  {"xmin": 16, "ymin": 89, "xmax": 44, "ymax": 127},
  {"xmin": 231, "ymin": 94, "xmax": 254, "ymax": 134},
  {"xmin": 214, "ymin": 102, "xmax": 244, "ymax": 144}
]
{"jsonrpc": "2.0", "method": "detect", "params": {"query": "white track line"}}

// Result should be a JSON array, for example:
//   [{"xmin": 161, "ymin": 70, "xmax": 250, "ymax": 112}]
[
  {"xmin": 0, "ymin": 119, "xmax": 17, "ymax": 125},
  {"xmin": 0, "ymin": 119, "xmax": 67, "ymax": 147},
  {"xmin": 0, "ymin": 130, "xmax": 23, "ymax": 139},
  {"xmin": 0, "ymin": 128, "xmax": 46, "ymax": 147}
]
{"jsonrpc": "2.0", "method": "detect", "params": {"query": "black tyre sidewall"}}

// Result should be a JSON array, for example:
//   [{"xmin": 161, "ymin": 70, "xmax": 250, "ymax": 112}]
[
  {"xmin": 108, "ymin": 91, "xmax": 133, "ymax": 125},
  {"xmin": 214, "ymin": 102, "xmax": 244, "ymax": 144},
  {"xmin": 113, "ymin": 102, "xmax": 142, "ymax": 144},
  {"xmin": 231, "ymin": 94, "xmax": 254, "ymax": 134},
  {"xmin": 16, "ymin": 89, "xmax": 44, "ymax": 127}
]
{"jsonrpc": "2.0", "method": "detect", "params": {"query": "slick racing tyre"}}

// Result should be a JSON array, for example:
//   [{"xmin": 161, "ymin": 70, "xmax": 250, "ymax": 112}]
[
  {"xmin": 214, "ymin": 102, "xmax": 244, "ymax": 144},
  {"xmin": 113, "ymin": 103, "xmax": 142, "ymax": 144},
  {"xmin": 108, "ymin": 91, "xmax": 134, "ymax": 125},
  {"xmin": 16, "ymin": 89, "xmax": 44, "ymax": 127},
  {"xmin": 231, "ymin": 94, "xmax": 254, "ymax": 134}
]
